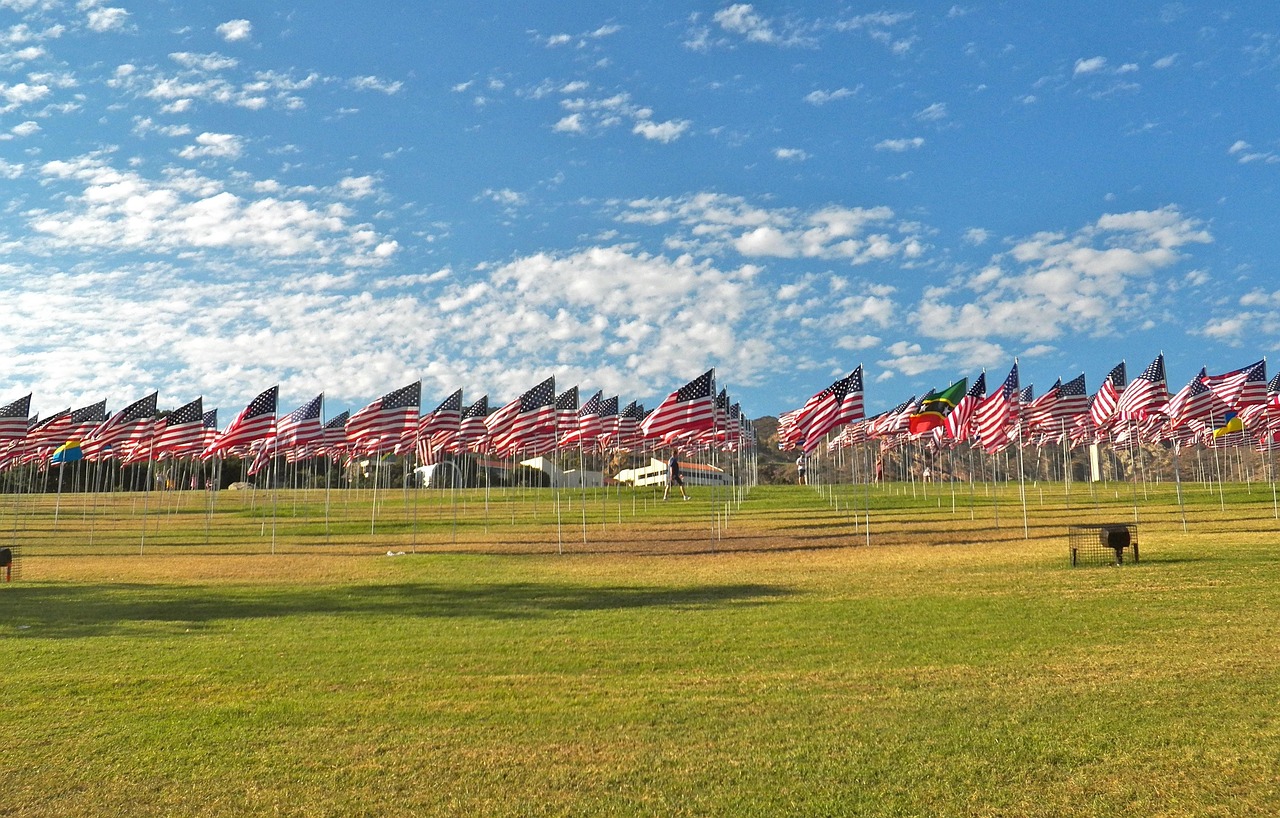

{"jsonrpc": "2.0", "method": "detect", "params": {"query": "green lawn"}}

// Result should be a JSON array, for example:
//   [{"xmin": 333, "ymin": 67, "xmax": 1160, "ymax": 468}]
[{"xmin": 3, "ymin": 482, "xmax": 1280, "ymax": 816}]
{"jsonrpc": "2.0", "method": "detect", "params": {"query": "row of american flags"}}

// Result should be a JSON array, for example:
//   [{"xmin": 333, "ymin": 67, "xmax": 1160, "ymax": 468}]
[
  {"xmin": 778, "ymin": 356, "xmax": 1280, "ymax": 456},
  {"xmin": 0, "ymin": 369, "xmax": 752, "ymax": 472}
]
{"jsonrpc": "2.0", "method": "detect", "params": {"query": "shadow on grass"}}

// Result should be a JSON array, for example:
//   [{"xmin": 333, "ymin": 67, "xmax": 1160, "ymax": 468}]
[{"xmin": 0, "ymin": 580, "xmax": 795, "ymax": 639}]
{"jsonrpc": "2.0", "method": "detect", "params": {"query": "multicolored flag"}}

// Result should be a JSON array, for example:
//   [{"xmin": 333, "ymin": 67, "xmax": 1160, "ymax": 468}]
[{"xmin": 908, "ymin": 378, "xmax": 967, "ymax": 437}]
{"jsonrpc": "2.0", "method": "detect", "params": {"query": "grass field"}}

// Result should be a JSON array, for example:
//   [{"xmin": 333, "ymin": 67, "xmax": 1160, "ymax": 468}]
[{"xmin": 3, "ymin": 479, "xmax": 1280, "ymax": 816}]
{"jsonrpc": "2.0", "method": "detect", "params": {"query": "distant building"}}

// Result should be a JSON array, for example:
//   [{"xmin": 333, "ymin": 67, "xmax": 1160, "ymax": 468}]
[
  {"xmin": 518, "ymin": 456, "xmax": 605, "ymax": 488},
  {"xmin": 614, "ymin": 457, "xmax": 732, "ymax": 488}
]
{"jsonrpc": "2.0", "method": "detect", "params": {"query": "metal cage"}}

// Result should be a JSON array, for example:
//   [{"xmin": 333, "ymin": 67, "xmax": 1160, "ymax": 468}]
[{"xmin": 1068, "ymin": 523, "xmax": 1139, "ymax": 566}]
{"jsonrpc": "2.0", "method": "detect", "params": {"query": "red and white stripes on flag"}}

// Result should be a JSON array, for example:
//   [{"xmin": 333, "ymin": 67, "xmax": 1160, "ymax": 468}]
[
  {"xmin": 454, "ymin": 397, "xmax": 489, "ymax": 453},
  {"xmin": 275, "ymin": 394, "xmax": 325, "ymax": 450},
  {"xmin": 1203, "ymin": 359, "xmax": 1267, "ymax": 410},
  {"xmin": 0, "ymin": 393, "xmax": 30, "ymax": 441},
  {"xmin": 559, "ymin": 390, "xmax": 601, "ymax": 449},
  {"xmin": 152, "ymin": 397, "xmax": 205, "ymax": 456},
  {"xmin": 418, "ymin": 389, "xmax": 463, "ymax": 455},
  {"xmin": 1089, "ymin": 362, "xmax": 1127, "ymax": 428},
  {"xmin": 1115, "ymin": 354, "xmax": 1167, "ymax": 421},
  {"xmin": 84, "ymin": 391, "xmax": 159, "ymax": 460},
  {"xmin": 203, "ymin": 386, "xmax": 277, "ymax": 459},
  {"xmin": 346, "ymin": 382, "xmax": 420, "ymax": 454},
  {"xmin": 486, "ymin": 377, "xmax": 556, "ymax": 454},
  {"xmin": 973, "ymin": 362, "xmax": 1019, "ymax": 453},
  {"xmin": 800, "ymin": 366, "xmax": 865, "ymax": 453},
  {"xmin": 640, "ymin": 369, "xmax": 716, "ymax": 441},
  {"xmin": 944, "ymin": 373, "xmax": 985, "ymax": 441}
]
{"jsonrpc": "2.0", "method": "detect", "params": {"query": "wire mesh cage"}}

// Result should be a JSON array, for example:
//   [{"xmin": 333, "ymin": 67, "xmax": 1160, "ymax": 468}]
[
  {"xmin": 1068, "ymin": 523, "xmax": 1139, "ymax": 566},
  {"xmin": 0, "ymin": 546, "xmax": 18, "ymax": 582}
]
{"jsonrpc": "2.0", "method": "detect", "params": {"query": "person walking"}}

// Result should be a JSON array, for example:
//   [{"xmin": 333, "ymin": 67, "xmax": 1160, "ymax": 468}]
[
  {"xmin": 796, "ymin": 453, "xmax": 807, "ymax": 485},
  {"xmin": 663, "ymin": 451, "xmax": 690, "ymax": 500}
]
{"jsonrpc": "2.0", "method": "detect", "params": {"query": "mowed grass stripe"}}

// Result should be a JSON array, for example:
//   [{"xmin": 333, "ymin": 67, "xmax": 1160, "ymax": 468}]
[{"xmin": 3, "ymin": 483, "xmax": 1280, "ymax": 815}]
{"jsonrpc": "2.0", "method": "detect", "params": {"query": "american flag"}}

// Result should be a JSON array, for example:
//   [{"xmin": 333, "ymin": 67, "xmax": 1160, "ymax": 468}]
[
  {"xmin": 276, "ymin": 394, "xmax": 325, "ymax": 449},
  {"xmin": 418, "ymin": 389, "xmax": 463, "ymax": 451},
  {"xmin": 486, "ymin": 377, "xmax": 556, "ymax": 454},
  {"xmin": 204, "ymin": 386, "xmax": 277, "ymax": 458},
  {"xmin": 1053, "ymin": 374, "xmax": 1089, "ymax": 420},
  {"xmin": 1115, "ymin": 354, "xmax": 1167, "ymax": 421},
  {"xmin": 84, "ymin": 392, "xmax": 159, "ymax": 459},
  {"xmin": 0, "ymin": 394, "xmax": 32, "ymax": 441},
  {"xmin": 617, "ymin": 400, "xmax": 644, "ymax": 449},
  {"xmin": 596, "ymin": 395, "xmax": 620, "ymax": 449},
  {"xmin": 1089, "ymin": 362, "xmax": 1127, "ymax": 428},
  {"xmin": 800, "ymin": 367, "xmax": 864, "ymax": 453},
  {"xmin": 561, "ymin": 390, "xmax": 601, "ymax": 448},
  {"xmin": 25, "ymin": 409, "xmax": 70, "ymax": 451},
  {"xmin": 202, "ymin": 409, "xmax": 219, "ymax": 451},
  {"xmin": 320, "ymin": 411, "xmax": 349, "ymax": 455},
  {"xmin": 1021, "ymin": 379, "xmax": 1060, "ymax": 431},
  {"xmin": 454, "ymin": 396, "xmax": 489, "ymax": 452},
  {"xmin": 347, "ymin": 381, "xmax": 420, "ymax": 453},
  {"xmin": 153, "ymin": 397, "xmax": 205, "ymax": 456},
  {"xmin": 867, "ymin": 396, "xmax": 917, "ymax": 439},
  {"xmin": 1165, "ymin": 369, "xmax": 1228, "ymax": 428},
  {"xmin": 1203, "ymin": 359, "xmax": 1267, "ymax": 410},
  {"xmin": 974, "ymin": 362, "xmax": 1019, "ymax": 452},
  {"xmin": 640, "ymin": 369, "xmax": 717, "ymax": 441},
  {"xmin": 944, "ymin": 373, "xmax": 986, "ymax": 441}
]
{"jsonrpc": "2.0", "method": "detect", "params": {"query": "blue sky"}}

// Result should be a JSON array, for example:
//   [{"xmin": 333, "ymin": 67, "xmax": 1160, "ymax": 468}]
[{"xmin": 2, "ymin": 1, "xmax": 1278, "ymax": 422}]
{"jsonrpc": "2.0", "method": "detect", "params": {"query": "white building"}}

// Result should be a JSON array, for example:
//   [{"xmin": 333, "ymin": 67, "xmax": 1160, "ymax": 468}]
[{"xmin": 614, "ymin": 457, "xmax": 732, "ymax": 488}]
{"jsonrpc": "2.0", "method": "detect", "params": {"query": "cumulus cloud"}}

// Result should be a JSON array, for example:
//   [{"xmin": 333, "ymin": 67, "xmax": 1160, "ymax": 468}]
[
  {"xmin": 27, "ymin": 152, "xmax": 398, "ymax": 268},
  {"xmin": 216, "ymin": 19, "xmax": 251, "ymax": 42},
  {"xmin": 774, "ymin": 147, "xmax": 808, "ymax": 161},
  {"xmin": 1073, "ymin": 56, "xmax": 1107, "ymax": 76},
  {"xmin": 633, "ymin": 118, "xmax": 690, "ymax": 143},
  {"xmin": 551, "ymin": 90, "xmax": 688, "ymax": 142},
  {"xmin": 914, "ymin": 206, "xmax": 1212, "ymax": 344},
  {"xmin": 177, "ymin": 131, "xmax": 243, "ymax": 160},
  {"xmin": 83, "ymin": 4, "xmax": 129, "ymax": 33},
  {"xmin": 618, "ymin": 193, "xmax": 925, "ymax": 266}
]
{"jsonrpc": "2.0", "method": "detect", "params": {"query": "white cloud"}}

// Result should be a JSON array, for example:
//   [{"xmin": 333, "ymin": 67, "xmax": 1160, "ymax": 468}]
[
  {"xmin": 1227, "ymin": 139, "xmax": 1277, "ymax": 164},
  {"xmin": 338, "ymin": 175, "xmax": 379, "ymax": 199},
  {"xmin": 170, "ymin": 52, "xmax": 238, "ymax": 71},
  {"xmin": 774, "ymin": 147, "xmax": 808, "ymax": 161},
  {"xmin": 84, "ymin": 5, "xmax": 129, "ymax": 33},
  {"xmin": 1153, "ymin": 54, "xmax": 1178, "ymax": 69},
  {"xmin": 216, "ymin": 19, "xmax": 251, "ymax": 42},
  {"xmin": 349, "ymin": 76, "xmax": 403, "ymax": 94},
  {"xmin": 804, "ymin": 87, "xmax": 855, "ymax": 105},
  {"xmin": 874, "ymin": 137, "xmax": 924, "ymax": 152},
  {"xmin": 915, "ymin": 206, "xmax": 1212, "ymax": 344},
  {"xmin": 633, "ymin": 119, "xmax": 690, "ymax": 143},
  {"xmin": 28, "ymin": 153, "xmax": 397, "ymax": 268},
  {"xmin": 10, "ymin": 120, "xmax": 39, "ymax": 136},
  {"xmin": 714, "ymin": 4, "xmax": 778, "ymax": 44},
  {"xmin": 178, "ymin": 132, "xmax": 243, "ymax": 160},
  {"xmin": 553, "ymin": 113, "xmax": 584, "ymax": 133},
  {"xmin": 0, "ymin": 81, "xmax": 50, "ymax": 112},
  {"xmin": 1073, "ymin": 56, "xmax": 1107, "ymax": 76},
  {"xmin": 914, "ymin": 102, "xmax": 947, "ymax": 122}
]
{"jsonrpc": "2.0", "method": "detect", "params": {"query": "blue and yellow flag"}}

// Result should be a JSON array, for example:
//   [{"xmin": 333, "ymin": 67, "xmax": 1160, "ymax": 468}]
[
  {"xmin": 1211, "ymin": 412, "xmax": 1243, "ymax": 440},
  {"xmin": 51, "ymin": 439, "xmax": 83, "ymax": 464}
]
